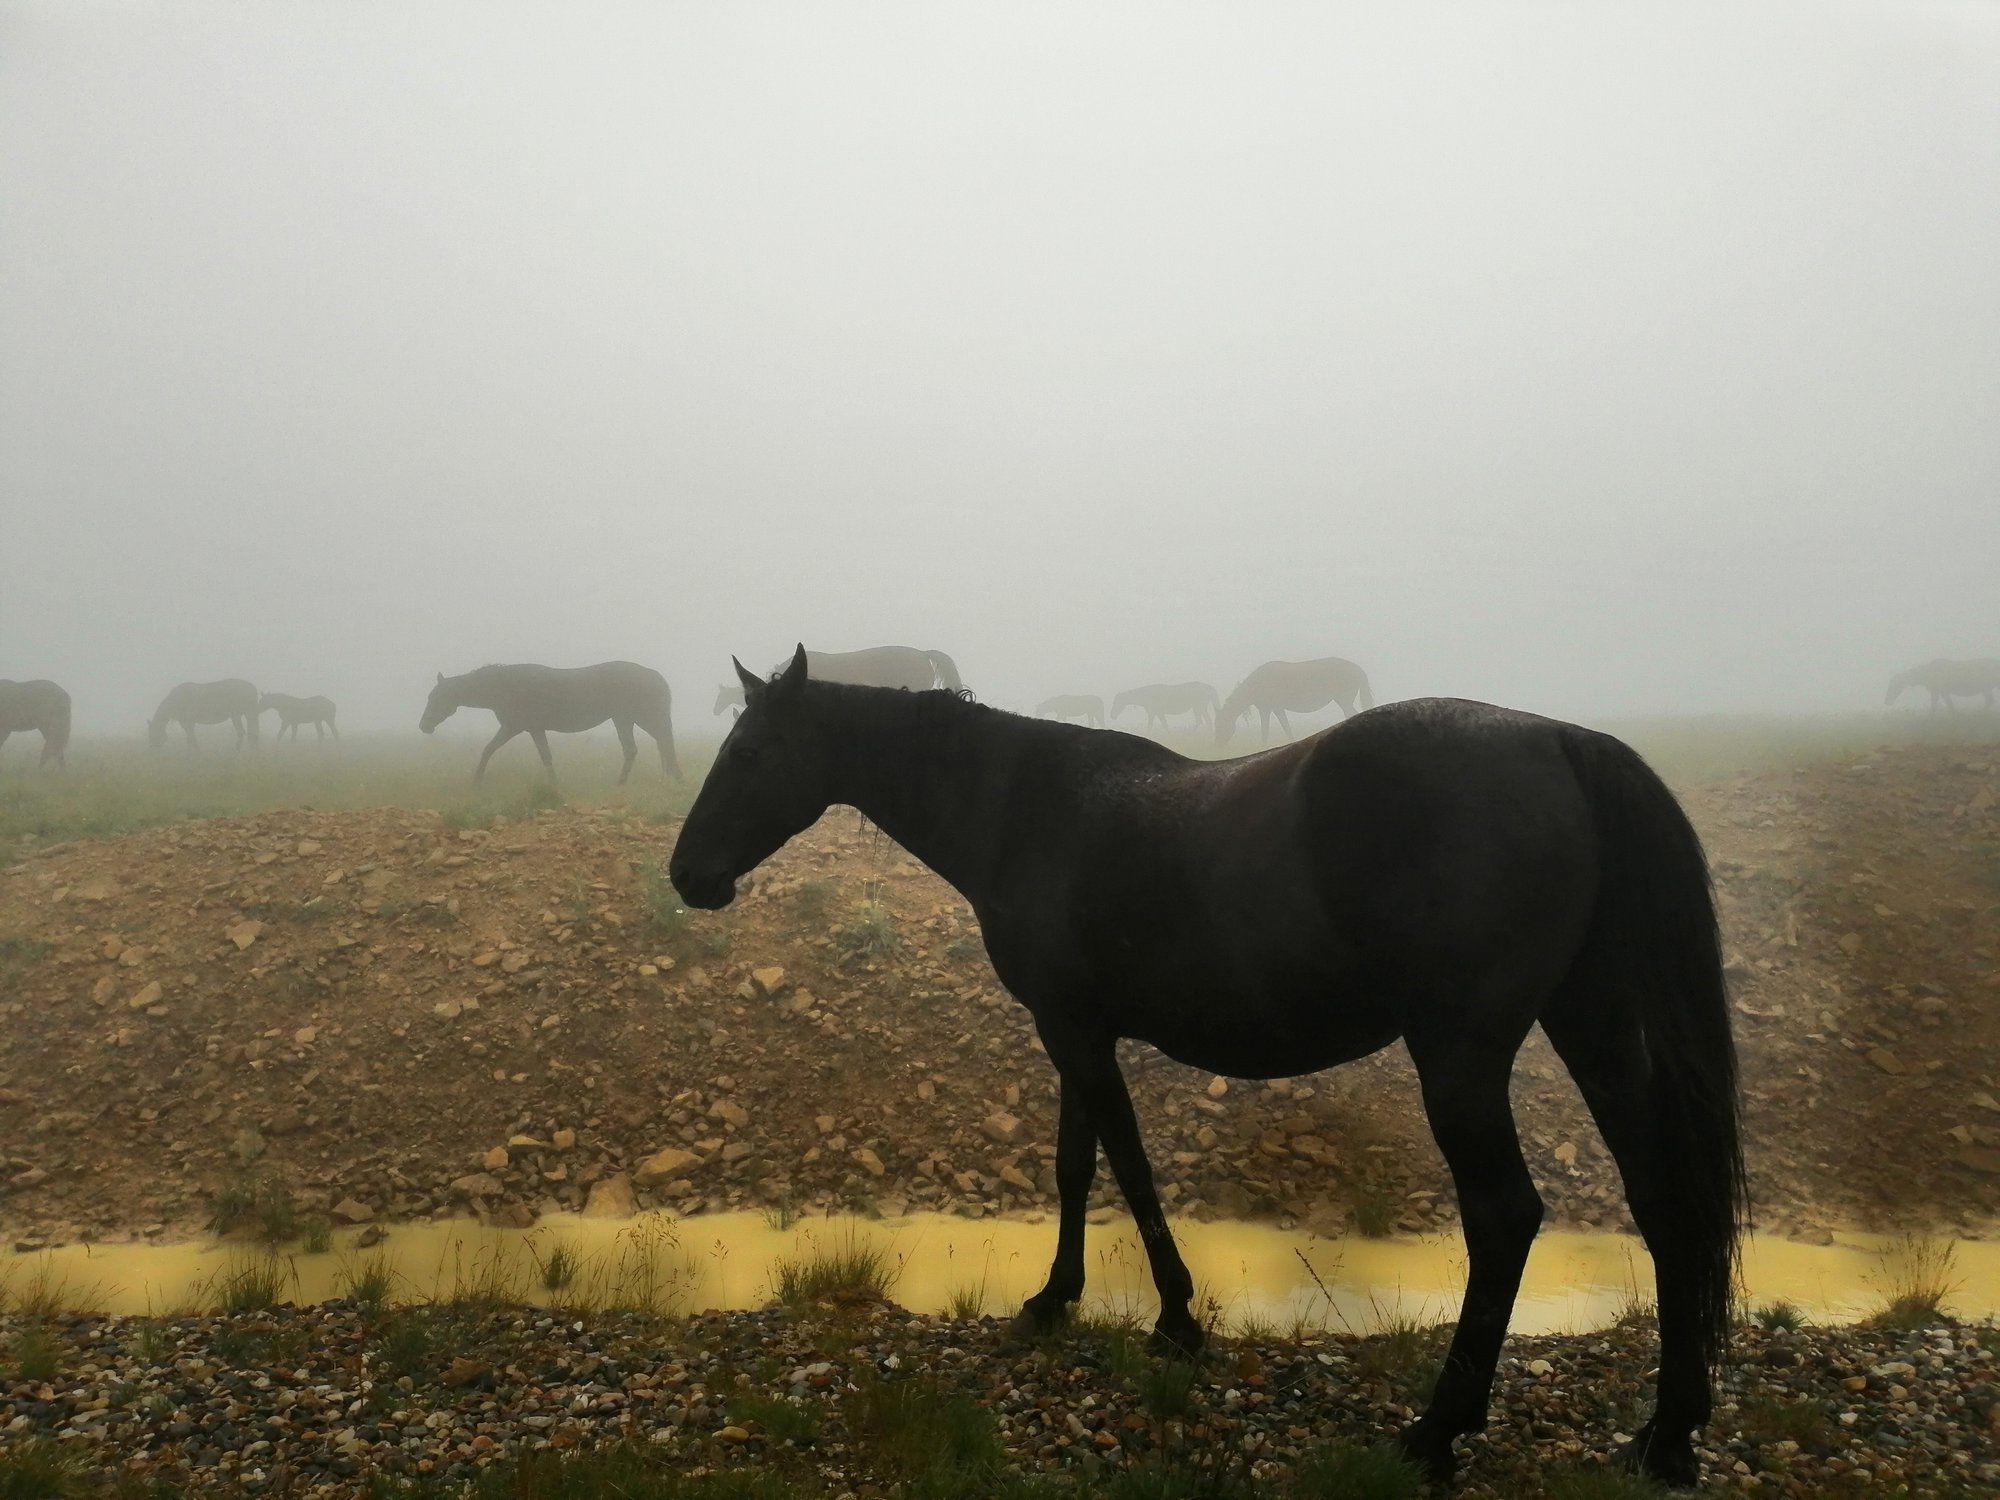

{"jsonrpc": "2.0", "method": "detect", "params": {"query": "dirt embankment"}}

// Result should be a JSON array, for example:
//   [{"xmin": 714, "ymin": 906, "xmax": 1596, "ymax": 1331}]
[{"xmin": 0, "ymin": 744, "xmax": 1996, "ymax": 1250}]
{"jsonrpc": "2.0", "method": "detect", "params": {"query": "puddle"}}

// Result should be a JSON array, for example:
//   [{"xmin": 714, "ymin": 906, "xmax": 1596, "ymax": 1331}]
[{"xmin": 4, "ymin": 1214, "xmax": 1995, "ymax": 1334}]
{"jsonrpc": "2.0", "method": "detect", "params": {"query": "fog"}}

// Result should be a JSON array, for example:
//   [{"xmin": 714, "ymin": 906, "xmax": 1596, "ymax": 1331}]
[{"xmin": 4, "ymin": 2, "xmax": 1996, "ymax": 735}]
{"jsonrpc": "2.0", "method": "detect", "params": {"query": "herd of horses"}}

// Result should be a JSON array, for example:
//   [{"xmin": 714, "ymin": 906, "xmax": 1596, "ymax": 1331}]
[
  {"xmin": 4, "ymin": 654, "xmax": 1995, "ymax": 780},
  {"xmin": 1, "ymin": 646, "xmax": 1997, "ymax": 1483}
]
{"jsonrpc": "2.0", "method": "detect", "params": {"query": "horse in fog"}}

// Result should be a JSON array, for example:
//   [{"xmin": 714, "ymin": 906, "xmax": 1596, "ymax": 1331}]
[
  {"xmin": 1885, "ymin": 658, "xmax": 2000, "ymax": 713},
  {"xmin": 713, "ymin": 645, "xmax": 965, "ymax": 713},
  {"xmin": 260, "ymin": 692, "xmax": 340, "ymax": 743},
  {"xmin": 149, "ymin": 679, "xmax": 260, "ymax": 750},
  {"xmin": 1110, "ymin": 682, "xmax": 1220, "ymax": 734},
  {"xmin": 0, "ymin": 680, "xmax": 71, "ymax": 768},
  {"xmin": 1037, "ymin": 693, "xmax": 1105, "ymax": 727},
  {"xmin": 1217, "ymin": 657, "xmax": 1373, "ymax": 745},
  {"xmin": 421, "ymin": 661, "xmax": 680, "ymax": 784}
]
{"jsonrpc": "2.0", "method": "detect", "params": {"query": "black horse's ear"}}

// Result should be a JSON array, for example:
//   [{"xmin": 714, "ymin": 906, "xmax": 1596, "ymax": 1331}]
[
  {"xmin": 770, "ymin": 643, "xmax": 809, "ymax": 703},
  {"xmin": 732, "ymin": 656, "xmax": 763, "ymax": 700},
  {"xmin": 435, "ymin": 672, "xmax": 444, "ymax": 685}
]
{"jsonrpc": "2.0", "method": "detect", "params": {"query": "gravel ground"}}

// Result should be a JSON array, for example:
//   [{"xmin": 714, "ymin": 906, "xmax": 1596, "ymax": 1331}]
[{"xmin": 3, "ymin": 1298, "xmax": 1997, "ymax": 1497}]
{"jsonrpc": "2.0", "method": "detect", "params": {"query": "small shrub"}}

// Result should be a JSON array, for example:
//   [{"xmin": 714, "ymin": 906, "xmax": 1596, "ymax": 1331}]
[
  {"xmin": 533, "ymin": 1240, "xmax": 581, "ymax": 1295},
  {"xmin": 1538, "ymin": 1465, "xmax": 1669, "ymax": 1500},
  {"xmin": 301, "ymin": 1217, "xmax": 334, "ymax": 1255},
  {"xmin": 0, "ymin": 935, "xmax": 55, "ymax": 973},
  {"xmin": 944, "ymin": 933, "xmax": 984, "ymax": 962},
  {"xmin": 772, "ymin": 1229, "xmax": 898, "ymax": 1309},
  {"xmin": 11, "ymin": 1324, "xmax": 61, "ymax": 1382},
  {"xmin": 835, "ymin": 882, "xmax": 898, "ymax": 962},
  {"xmin": 761, "ymin": 1196, "xmax": 800, "ymax": 1233},
  {"xmin": 635, "ymin": 856, "xmax": 688, "ymax": 940},
  {"xmin": 1736, "ymin": 1393, "xmax": 1829, "ymax": 1448},
  {"xmin": 945, "ymin": 1276, "xmax": 988, "ymax": 1321},
  {"xmin": 131, "ymin": 1319, "xmax": 177, "ymax": 1362},
  {"xmin": 731, "ymin": 1390, "xmax": 821, "ymax": 1444},
  {"xmin": 209, "ymin": 1255, "xmax": 293, "ymax": 1314},
  {"xmin": 1350, "ymin": 1180, "xmax": 1397, "ymax": 1238},
  {"xmin": 793, "ymin": 879, "xmax": 834, "ymax": 922},
  {"xmin": 213, "ymin": 1172, "xmax": 298, "ymax": 1245},
  {"xmin": 1291, "ymin": 1440, "xmax": 1429, "ymax": 1500},
  {"xmin": 1136, "ymin": 1357, "xmax": 1198, "ymax": 1423},
  {"xmin": 339, "ymin": 1251, "xmax": 395, "ymax": 1306},
  {"xmin": 1754, "ymin": 1299, "xmax": 1805, "ymax": 1332},
  {"xmin": 1353, "ymin": 1304, "xmax": 1446, "ymax": 1399},
  {"xmin": 846, "ymin": 1374, "xmax": 1002, "ymax": 1484},
  {"xmin": 1867, "ymin": 1232, "xmax": 1958, "ymax": 1330},
  {"xmin": 0, "ymin": 1436, "xmax": 88, "ymax": 1497}
]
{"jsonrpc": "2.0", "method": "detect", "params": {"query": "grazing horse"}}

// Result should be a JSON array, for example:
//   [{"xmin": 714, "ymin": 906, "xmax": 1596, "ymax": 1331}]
[
  {"xmin": 1217, "ymin": 657, "xmax": 1373, "ymax": 745},
  {"xmin": 259, "ymin": 692, "xmax": 339, "ymax": 743},
  {"xmin": 713, "ymin": 645, "xmax": 966, "ymax": 714},
  {"xmin": 149, "ymin": 679, "xmax": 260, "ymax": 750},
  {"xmin": 670, "ymin": 646, "xmax": 1745, "ymax": 1488},
  {"xmin": 420, "ymin": 661, "xmax": 680, "ymax": 784},
  {"xmin": 1109, "ymin": 682, "xmax": 1220, "ymax": 733},
  {"xmin": 1036, "ymin": 693, "xmax": 1105, "ymax": 727},
  {"xmin": 1885, "ymin": 658, "xmax": 2000, "ymax": 713},
  {"xmin": 0, "ymin": 680, "xmax": 71, "ymax": 768}
]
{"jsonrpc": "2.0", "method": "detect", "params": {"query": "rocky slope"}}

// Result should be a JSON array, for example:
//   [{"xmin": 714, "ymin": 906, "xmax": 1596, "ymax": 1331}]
[{"xmin": 0, "ymin": 744, "xmax": 1996, "ymax": 1249}]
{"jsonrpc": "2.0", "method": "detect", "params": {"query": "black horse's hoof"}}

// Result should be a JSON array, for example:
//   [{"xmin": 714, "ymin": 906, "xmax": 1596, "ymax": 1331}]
[
  {"xmin": 1147, "ymin": 1318, "xmax": 1206, "ymax": 1360},
  {"xmin": 1396, "ymin": 1419, "xmax": 1458, "ymax": 1487},
  {"xmin": 1615, "ymin": 1421, "xmax": 1699, "ymax": 1489},
  {"xmin": 1008, "ymin": 1299, "xmax": 1070, "ymax": 1343}
]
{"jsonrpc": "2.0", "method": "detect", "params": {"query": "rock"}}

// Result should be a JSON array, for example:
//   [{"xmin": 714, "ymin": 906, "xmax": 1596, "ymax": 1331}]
[
  {"xmin": 292, "ymin": 1026, "xmax": 318, "ymax": 1045},
  {"xmin": 127, "ymin": 981, "xmax": 163, "ymax": 1010},
  {"xmin": 231, "ymin": 1126, "xmax": 266, "ymax": 1162},
  {"xmin": 750, "ymin": 966, "xmax": 787, "ymax": 997},
  {"xmin": 1837, "ymin": 932, "xmax": 1863, "ymax": 955},
  {"xmin": 1553, "ymin": 1142, "xmax": 1578, "ymax": 1167},
  {"xmin": 788, "ymin": 989, "xmax": 816, "ymax": 1013},
  {"xmin": 227, "ymin": 920, "xmax": 263, "ymax": 950},
  {"xmin": 1868, "ymin": 1048, "xmax": 1904, "ymax": 1076},
  {"xmin": 709, "ymin": 1099, "xmax": 750, "ymax": 1130},
  {"xmin": 998, "ymin": 1163, "xmax": 1036, "ymax": 1192},
  {"xmin": 264, "ymin": 1107, "xmax": 305, "ymax": 1136},
  {"xmin": 582, "ymin": 1173, "xmax": 635, "ymax": 1218},
  {"xmin": 296, "ymin": 839, "xmax": 321, "ymax": 855},
  {"xmin": 916, "ymin": 1080, "xmax": 936, "ymax": 1102},
  {"xmin": 73, "ymin": 877, "xmax": 118, "ymax": 902},
  {"xmin": 981, "ymin": 1111, "xmax": 1023, "ymax": 1144},
  {"xmin": 449, "ymin": 1173, "xmax": 504, "ymax": 1200},
  {"xmin": 483, "ymin": 1146, "xmax": 510, "ymax": 1171},
  {"xmin": 1956, "ymin": 1145, "xmax": 2000, "ymax": 1175},
  {"xmin": 433, "ymin": 1000, "xmax": 463, "ymax": 1019},
  {"xmin": 553, "ymin": 1128, "xmax": 577, "ymax": 1150},
  {"xmin": 490, "ymin": 1201, "xmax": 537, "ymax": 1229},
  {"xmin": 852, "ymin": 1148, "xmax": 886, "ymax": 1177},
  {"xmin": 814, "ymin": 1115, "xmax": 836, "ymax": 1134},
  {"xmin": 635, "ymin": 1147, "xmax": 702, "ymax": 1186},
  {"xmin": 443, "ymin": 1357, "xmax": 492, "ymax": 1388},
  {"xmin": 1206, "ymin": 1076, "xmax": 1229, "ymax": 1099},
  {"xmin": 331, "ymin": 1198, "xmax": 374, "ymax": 1224},
  {"xmin": 117, "ymin": 945, "xmax": 147, "ymax": 968}
]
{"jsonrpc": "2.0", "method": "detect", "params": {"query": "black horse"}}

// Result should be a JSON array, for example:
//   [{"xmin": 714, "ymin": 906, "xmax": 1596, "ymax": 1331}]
[
  {"xmin": 420, "ymin": 661, "xmax": 680, "ymax": 784},
  {"xmin": 669, "ymin": 646, "xmax": 1745, "ymax": 1487},
  {"xmin": 149, "ymin": 679, "xmax": 260, "ymax": 750},
  {"xmin": 0, "ymin": 679, "xmax": 71, "ymax": 768}
]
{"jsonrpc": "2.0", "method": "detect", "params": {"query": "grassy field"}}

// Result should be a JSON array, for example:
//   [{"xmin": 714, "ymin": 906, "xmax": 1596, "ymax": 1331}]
[{"xmin": 1, "ymin": 711, "xmax": 1995, "ymax": 868}]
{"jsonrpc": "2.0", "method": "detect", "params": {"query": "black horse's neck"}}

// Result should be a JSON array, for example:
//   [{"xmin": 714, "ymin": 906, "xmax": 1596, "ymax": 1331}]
[{"xmin": 811, "ymin": 684, "xmax": 1047, "ymax": 901}]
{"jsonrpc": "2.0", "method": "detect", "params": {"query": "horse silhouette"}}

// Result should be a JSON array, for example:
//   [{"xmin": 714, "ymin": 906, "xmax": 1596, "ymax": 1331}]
[
  {"xmin": 1217, "ymin": 657, "xmax": 1373, "ymax": 744},
  {"xmin": 420, "ymin": 662, "xmax": 679, "ymax": 784},
  {"xmin": 669, "ymin": 646, "xmax": 1744, "ymax": 1488},
  {"xmin": 713, "ymin": 645, "xmax": 964, "ymax": 714},
  {"xmin": 0, "ymin": 679, "xmax": 71, "ymax": 768},
  {"xmin": 1036, "ymin": 693, "xmax": 1105, "ymax": 727},
  {"xmin": 259, "ymin": 692, "xmax": 339, "ymax": 743},
  {"xmin": 1885, "ymin": 658, "xmax": 2000, "ymax": 713},
  {"xmin": 1109, "ymin": 682, "xmax": 1220, "ymax": 733},
  {"xmin": 149, "ymin": 680, "xmax": 260, "ymax": 751}
]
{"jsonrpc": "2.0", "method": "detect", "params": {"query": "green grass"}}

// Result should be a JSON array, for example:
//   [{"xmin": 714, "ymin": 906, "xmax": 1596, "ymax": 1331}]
[
  {"xmin": 1735, "ymin": 1393, "xmax": 1829, "ymax": 1448},
  {"xmin": 635, "ymin": 855, "xmax": 689, "ymax": 940},
  {"xmin": 206, "ymin": 1254, "xmax": 295, "ymax": 1314},
  {"xmin": 0, "ymin": 1436, "xmax": 90, "ymax": 1498},
  {"xmin": 0, "ymin": 734, "xmax": 717, "ymax": 867},
  {"xmin": 845, "ymin": 1373, "xmax": 1004, "ymax": 1487},
  {"xmin": 339, "ymin": 1250, "xmax": 396, "ymax": 1306},
  {"xmin": 1290, "ymin": 1441, "xmax": 1428, "ymax": 1500},
  {"xmin": 1352, "ymin": 1305, "xmax": 1447, "ymax": 1400},
  {"xmin": 793, "ymin": 878, "xmax": 835, "ymax": 923},
  {"xmin": 834, "ymin": 885, "xmax": 899, "ymax": 963},
  {"xmin": 212, "ymin": 1171, "xmax": 299, "ymax": 1245},
  {"xmin": 730, "ymin": 1389, "xmax": 823, "ymax": 1443},
  {"xmin": 772, "ymin": 1229, "xmax": 900, "ymax": 1310},
  {"xmin": 0, "ymin": 934, "xmax": 54, "ymax": 978},
  {"xmin": 1753, "ymin": 1299, "xmax": 1805, "ymax": 1332},
  {"xmin": 300, "ymin": 1216, "xmax": 335, "ymax": 1254},
  {"xmin": 1865, "ymin": 1232, "xmax": 1959, "ymax": 1330},
  {"xmin": 10, "ymin": 1324, "xmax": 61, "ymax": 1382},
  {"xmin": 1349, "ymin": 1180, "xmax": 1397, "ymax": 1238}
]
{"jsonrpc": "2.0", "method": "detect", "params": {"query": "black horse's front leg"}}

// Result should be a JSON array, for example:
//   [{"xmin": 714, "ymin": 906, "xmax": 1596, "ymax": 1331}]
[
  {"xmin": 1016, "ymin": 1082, "xmax": 1095, "ymax": 1335},
  {"xmin": 474, "ymin": 725, "xmax": 520, "ymax": 783}
]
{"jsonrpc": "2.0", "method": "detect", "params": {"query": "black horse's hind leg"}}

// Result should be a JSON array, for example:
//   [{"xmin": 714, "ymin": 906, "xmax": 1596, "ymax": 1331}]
[
  {"xmin": 1542, "ymin": 1001, "xmax": 1709, "ymax": 1485},
  {"xmin": 474, "ymin": 725, "xmax": 520, "ymax": 783},
  {"xmin": 613, "ymin": 719, "xmax": 639, "ymax": 785},
  {"xmin": 528, "ymin": 728, "xmax": 556, "ymax": 781},
  {"xmin": 1274, "ymin": 708, "xmax": 1293, "ymax": 739},
  {"xmin": 1058, "ymin": 1033, "xmax": 1200, "ymax": 1353},
  {"xmin": 1398, "ymin": 1029, "xmax": 1544, "ymax": 1484},
  {"xmin": 1016, "ymin": 1081, "xmax": 1097, "ymax": 1333}
]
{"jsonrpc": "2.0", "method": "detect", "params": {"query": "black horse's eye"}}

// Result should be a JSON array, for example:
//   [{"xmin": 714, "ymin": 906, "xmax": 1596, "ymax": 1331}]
[{"xmin": 730, "ymin": 741, "xmax": 760, "ymax": 764}]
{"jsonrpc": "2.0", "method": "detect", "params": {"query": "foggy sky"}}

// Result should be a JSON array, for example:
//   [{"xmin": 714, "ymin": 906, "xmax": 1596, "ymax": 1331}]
[{"xmin": 4, "ymin": 2, "xmax": 1997, "ymax": 735}]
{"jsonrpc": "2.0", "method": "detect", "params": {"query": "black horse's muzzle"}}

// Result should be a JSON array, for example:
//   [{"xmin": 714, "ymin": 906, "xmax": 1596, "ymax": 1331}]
[{"xmin": 669, "ymin": 859, "xmax": 737, "ymax": 911}]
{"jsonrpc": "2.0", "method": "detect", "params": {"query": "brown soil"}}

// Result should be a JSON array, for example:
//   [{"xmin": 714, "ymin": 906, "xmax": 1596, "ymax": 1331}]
[{"xmin": 1, "ymin": 745, "xmax": 1997, "ymax": 1251}]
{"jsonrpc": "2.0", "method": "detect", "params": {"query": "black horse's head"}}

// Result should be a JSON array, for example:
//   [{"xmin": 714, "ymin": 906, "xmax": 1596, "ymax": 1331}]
[
  {"xmin": 420, "ymin": 672, "xmax": 457, "ymax": 734},
  {"xmin": 671, "ymin": 645, "xmax": 830, "ymax": 910}
]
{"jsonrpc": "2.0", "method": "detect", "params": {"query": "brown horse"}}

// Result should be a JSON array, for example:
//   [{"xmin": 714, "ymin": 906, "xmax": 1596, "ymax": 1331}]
[
  {"xmin": 259, "ymin": 692, "xmax": 340, "ymax": 743},
  {"xmin": 421, "ymin": 661, "xmax": 680, "ymax": 784},
  {"xmin": 1217, "ymin": 657, "xmax": 1373, "ymax": 744},
  {"xmin": 1109, "ymin": 682, "xmax": 1220, "ymax": 733},
  {"xmin": 1885, "ymin": 658, "xmax": 2000, "ymax": 713},
  {"xmin": 0, "ymin": 679, "xmax": 71, "ymax": 768},
  {"xmin": 714, "ymin": 645, "xmax": 966, "ymax": 714},
  {"xmin": 149, "ymin": 679, "xmax": 260, "ymax": 750}
]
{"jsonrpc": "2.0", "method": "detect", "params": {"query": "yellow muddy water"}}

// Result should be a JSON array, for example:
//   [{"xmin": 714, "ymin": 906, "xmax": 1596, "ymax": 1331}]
[{"xmin": 4, "ymin": 1214, "xmax": 1995, "ymax": 1334}]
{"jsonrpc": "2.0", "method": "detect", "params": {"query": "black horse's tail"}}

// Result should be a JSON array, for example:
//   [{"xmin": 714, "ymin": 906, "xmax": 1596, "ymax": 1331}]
[
  {"xmin": 1561, "ymin": 728, "xmax": 1747, "ymax": 1369},
  {"xmin": 924, "ymin": 649, "xmax": 963, "ymax": 692}
]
